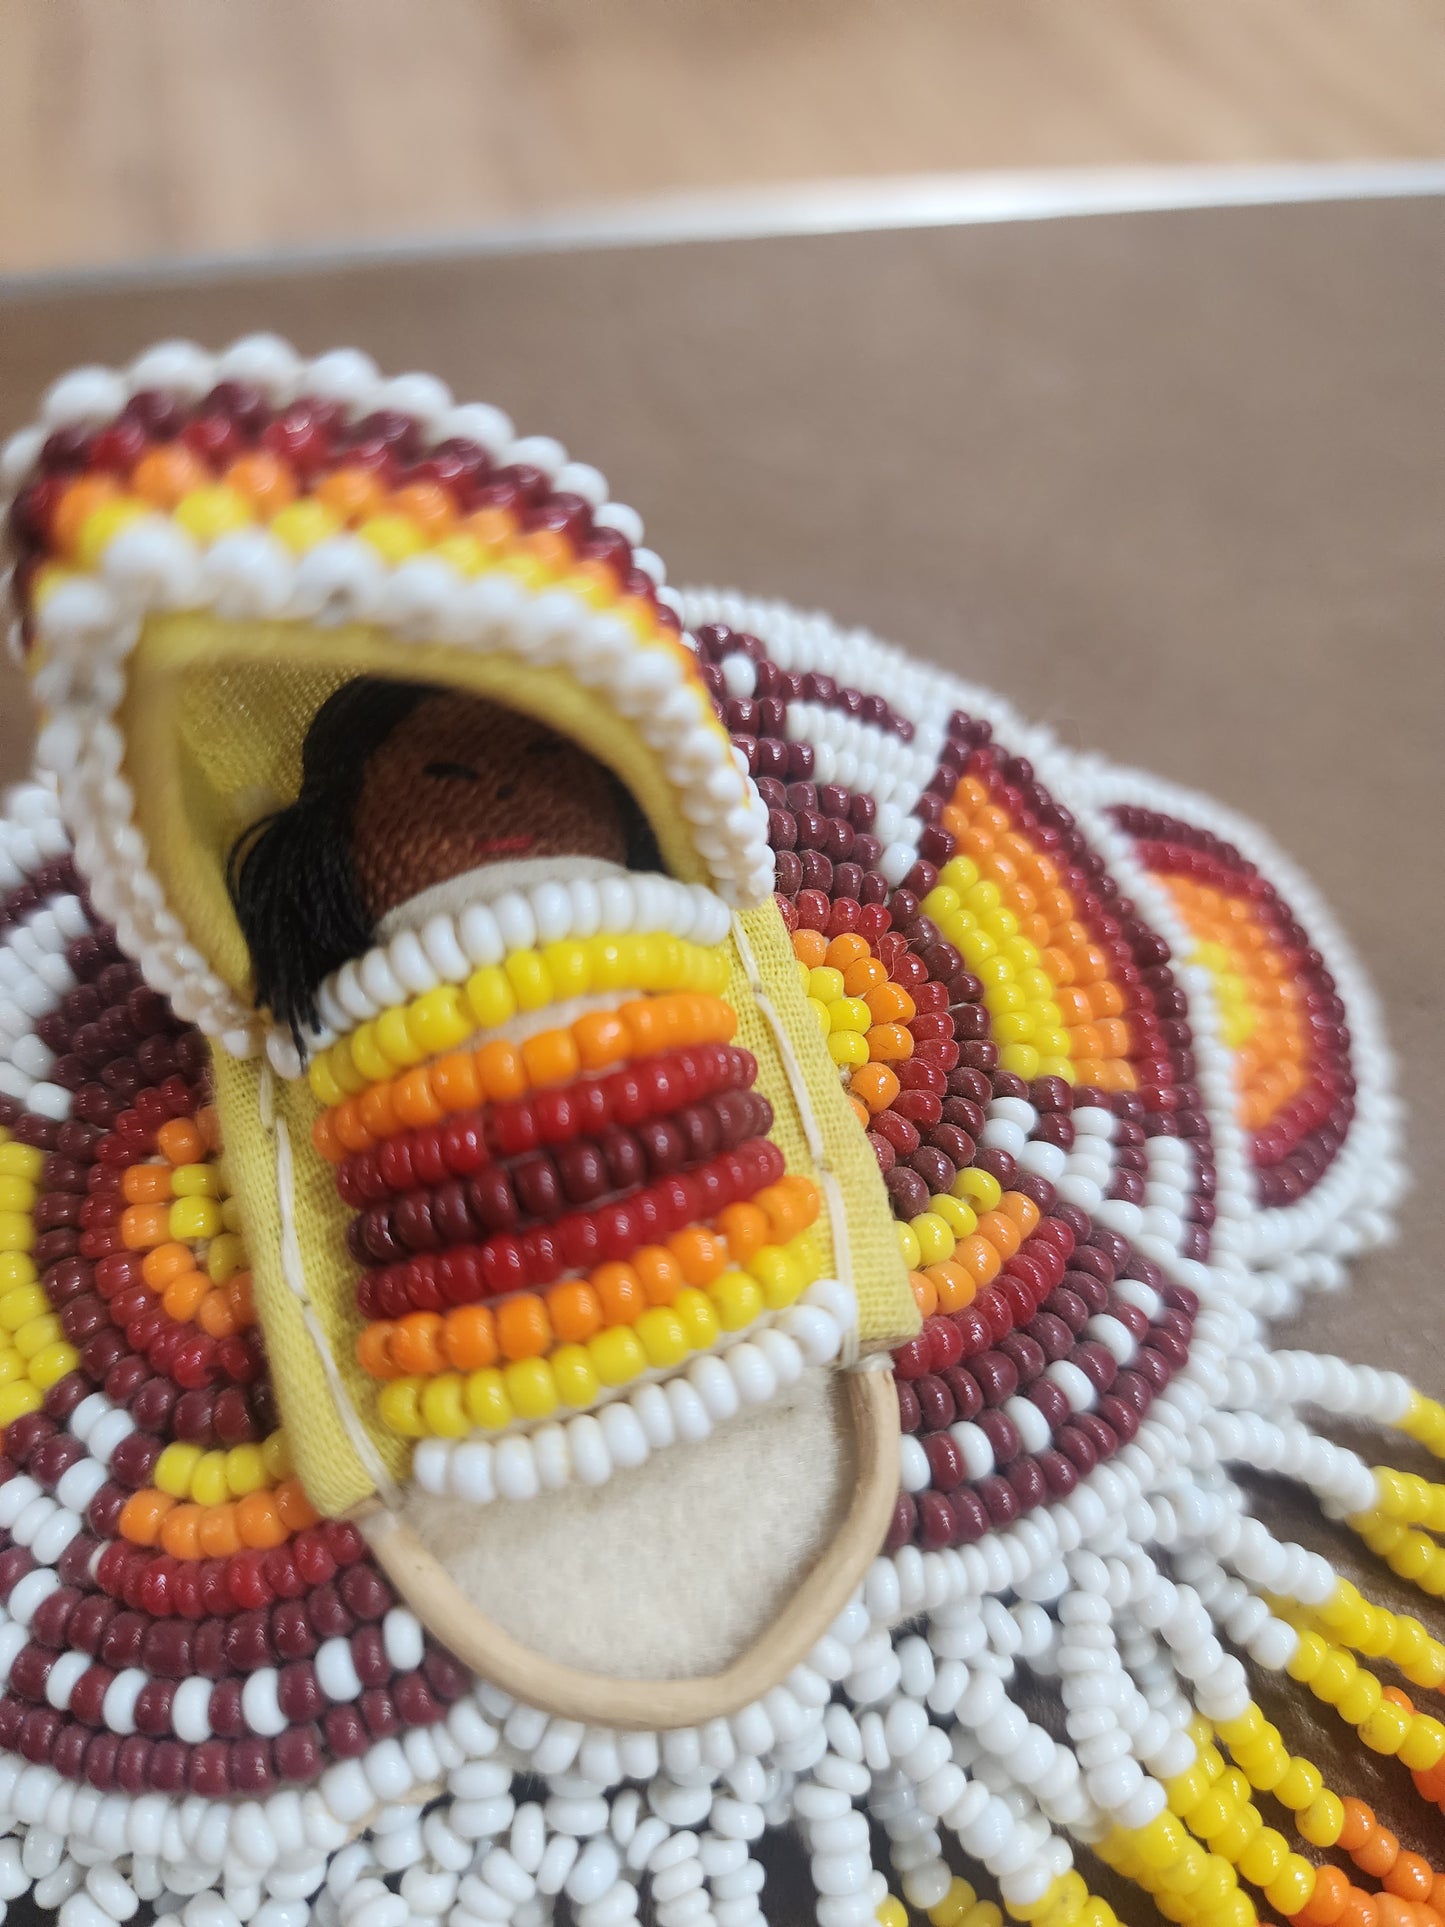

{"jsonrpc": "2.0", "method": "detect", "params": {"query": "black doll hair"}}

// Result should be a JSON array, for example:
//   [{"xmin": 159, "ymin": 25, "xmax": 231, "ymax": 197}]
[{"xmin": 227, "ymin": 676, "xmax": 662, "ymax": 1049}]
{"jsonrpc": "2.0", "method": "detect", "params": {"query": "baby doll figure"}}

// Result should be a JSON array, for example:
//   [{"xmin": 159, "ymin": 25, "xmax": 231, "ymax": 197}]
[{"xmin": 228, "ymin": 677, "xmax": 661, "ymax": 1046}]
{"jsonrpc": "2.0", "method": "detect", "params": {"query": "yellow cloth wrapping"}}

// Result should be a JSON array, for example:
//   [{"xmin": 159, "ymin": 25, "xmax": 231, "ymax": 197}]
[
  {"xmin": 212, "ymin": 902, "xmax": 917, "ymax": 1517},
  {"xmin": 159, "ymin": 611, "xmax": 918, "ymax": 1516}
]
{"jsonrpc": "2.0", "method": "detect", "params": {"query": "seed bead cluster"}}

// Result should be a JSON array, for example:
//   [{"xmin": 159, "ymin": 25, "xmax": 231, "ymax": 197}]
[
  {"xmin": 307, "ymin": 931, "xmax": 731, "ymax": 1112},
  {"xmin": 0, "ymin": 1136, "xmax": 80, "ymax": 1426},
  {"xmin": 309, "ymin": 900, "xmax": 851, "ymax": 1456},
  {"xmin": 1118, "ymin": 806, "xmax": 1355, "ymax": 1209},
  {"xmin": 927, "ymin": 774, "xmax": 1136, "ymax": 1090},
  {"xmin": 313, "ymin": 989, "xmax": 738, "ymax": 1154}
]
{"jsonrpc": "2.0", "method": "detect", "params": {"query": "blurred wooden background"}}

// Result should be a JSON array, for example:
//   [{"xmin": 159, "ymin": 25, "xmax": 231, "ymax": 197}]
[{"xmin": 4, "ymin": 0, "xmax": 1445, "ymax": 276}]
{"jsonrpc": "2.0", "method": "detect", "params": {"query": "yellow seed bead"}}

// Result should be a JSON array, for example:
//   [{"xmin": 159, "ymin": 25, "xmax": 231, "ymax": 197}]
[
  {"xmin": 635, "ymin": 1307, "xmax": 690, "ymax": 1369},
  {"xmin": 503, "ymin": 951, "xmax": 554, "ymax": 1013},
  {"xmin": 542, "ymin": 941, "xmax": 592, "ymax": 1001},
  {"xmin": 71, "ymin": 497, "xmax": 148, "ymax": 570},
  {"xmin": 504, "ymin": 1358, "xmax": 559, "ymax": 1421},
  {"xmin": 807, "ymin": 998, "xmax": 831, "ymax": 1035},
  {"xmin": 0, "ymin": 1144, "xmax": 44, "ymax": 1182},
  {"xmin": 0, "ymin": 1285, "xmax": 47, "ymax": 1330},
  {"xmin": 1308, "ymin": 1649, "xmax": 1353, "ymax": 1702},
  {"xmin": 155, "ymin": 1443, "xmax": 204, "ymax": 1498},
  {"xmin": 878, "ymin": 1900, "xmax": 909, "ymax": 1927},
  {"xmin": 589, "ymin": 939, "xmax": 632, "ymax": 990},
  {"xmin": 465, "ymin": 967, "xmax": 518, "ymax": 1031},
  {"xmin": 326, "ymin": 1039, "xmax": 367, "ymax": 1095},
  {"xmin": 407, "ymin": 985, "xmax": 474, "ymax": 1057},
  {"xmin": 307, "ymin": 1056, "xmax": 346, "ymax": 1107},
  {"xmin": 378, "ymin": 1379, "xmax": 427, "ymax": 1437},
  {"xmin": 924, "ymin": 1878, "xmax": 975, "ymax": 1927},
  {"xmin": 808, "ymin": 967, "xmax": 846, "ymax": 1004},
  {"xmin": 170, "ymin": 1163, "xmax": 221, "ymax": 1198},
  {"xmin": 828, "ymin": 997, "xmax": 871, "ymax": 1034},
  {"xmin": 269, "ymin": 499, "xmax": 342, "ymax": 553},
  {"xmin": 174, "ymin": 485, "xmax": 254, "ymax": 543},
  {"xmin": 1272, "ymin": 1758, "xmax": 1321, "ymax": 1810},
  {"xmin": 371, "ymin": 1007, "xmax": 425, "ymax": 1070},
  {"xmin": 0, "ymin": 1349, "xmax": 23, "ymax": 1385},
  {"xmin": 421, "ymin": 1374, "xmax": 472, "ymax": 1437},
  {"xmin": 827, "ymin": 1031, "xmax": 870, "ymax": 1068},
  {"xmin": 206, "ymin": 1233, "xmax": 245, "ymax": 1285},
  {"xmin": 343, "ymin": 1024, "xmax": 389, "ymax": 1086},
  {"xmin": 1335, "ymin": 1671, "xmax": 1380, "ymax": 1725},
  {"xmin": 27, "ymin": 1341, "xmax": 78, "ymax": 1391},
  {"xmin": 0, "ymin": 1381, "xmax": 41, "ymax": 1426},
  {"xmin": 1287, "ymin": 1630, "xmax": 1325, "ymax": 1681},
  {"xmin": 959, "ymin": 1904, "xmax": 1002, "ymax": 1927},
  {"xmin": 358, "ymin": 513, "xmax": 428, "ymax": 563},
  {"xmin": 590, "ymin": 1326, "xmax": 646, "ymax": 1386},
  {"xmin": 14, "ymin": 1314, "xmax": 60, "ymax": 1360},
  {"xmin": 930, "ymin": 1194, "xmax": 978, "ymax": 1239},
  {"xmin": 169, "ymin": 1196, "xmax": 223, "ymax": 1243},
  {"xmin": 0, "ymin": 1178, "xmax": 35, "ymax": 1214},
  {"xmin": 462, "ymin": 1369, "xmax": 513, "ymax": 1430},
  {"xmin": 262, "ymin": 1431, "xmax": 293, "ymax": 1481},
  {"xmin": 749, "ymin": 1246, "xmax": 800, "ymax": 1311},
  {"xmin": 910, "ymin": 1212, "xmax": 956, "ymax": 1266},
  {"xmin": 953, "ymin": 1168, "xmax": 1002, "ymax": 1212},
  {"xmin": 1264, "ymin": 1855, "xmax": 1315, "ymax": 1918},
  {"xmin": 673, "ymin": 1288, "xmax": 720, "ymax": 1353},
  {"xmin": 1296, "ymin": 1790, "xmax": 1343, "ymax": 1848},
  {"xmin": 709, "ymin": 1272, "xmax": 763, "ymax": 1333},
  {"xmin": 550, "ymin": 1344, "xmax": 601, "ymax": 1410},
  {"xmin": 1398, "ymin": 1711, "xmax": 1445, "ymax": 1770},
  {"xmin": 0, "ymin": 1214, "xmax": 34, "ymax": 1254},
  {"xmin": 433, "ymin": 532, "xmax": 494, "ymax": 574},
  {"xmin": 1000, "ymin": 1043, "xmax": 1041, "ymax": 1080},
  {"xmin": 224, "ymin": 1445, "xmax": 269, "ymax": 1496},
  {"xmin": 896, "ymin": 1221, "xmax": 921, "ymax": 1268},
  {"xmin": 1359, "ymin": 1699, "xmax": 1411, "ymax": 1753},
  {"xmin": 191, "ymin": 1453, "xmax": 230, "ymax": 1508},
  {"xmin": 920, "ymin": 887, "xmax": 962, "ymax": 924},
  {"xmin": 1166, "ymin": 1765, "xmax": 1210, "ymax": 1816},
  {"xmin": 1237, "ymin": 1828, "xmax": 1287, "ymax": 1887}
]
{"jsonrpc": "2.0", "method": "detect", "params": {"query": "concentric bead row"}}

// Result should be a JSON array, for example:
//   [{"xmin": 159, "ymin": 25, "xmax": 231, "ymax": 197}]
[
  {"xmin": 308, "ymin": 873, "xmax": 732, "ymax": 1052},
  {"xmin": 313, "ymin": 989, "xmax": 739, "ymax": 1148},
  {"xmin": 1118, "ymin": 805, "xmax": 1355, "ymax": 1208},
  {"xmin": 308, "ymin": 930, "xmax": 732, "ymax": 1109}
]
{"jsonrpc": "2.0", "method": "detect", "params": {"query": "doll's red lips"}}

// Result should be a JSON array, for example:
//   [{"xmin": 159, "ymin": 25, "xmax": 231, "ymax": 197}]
[{"xmin": 474, "ymin": 835, "xmax": 535, "ymax": 857}]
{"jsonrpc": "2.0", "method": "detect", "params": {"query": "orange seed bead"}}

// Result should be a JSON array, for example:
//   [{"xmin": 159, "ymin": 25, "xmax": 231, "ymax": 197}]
[
  {"xmin": 496, "ymin": 1294, "xmax": 551, "ymax": 1360},
  {"xmin": 594, "ymin": 1264, "xmax": 645, "ymax": 1325},
  {"xmin": 443, "ymin": 1304, "xmax": 499, "ymax": 1369},
  {"xmin": 546, "ymin": 1282, "xmax": 602, "ymax": 1344},
  {"xmin": 142, "ymin": 1243, "xmax": 195, "ymax": 1289},
  {"xmin": 633, "ymin": 1246, "xmax": 683, "ymax": 1305},
  {"xmin": 225, "ymin": 452, "xmax": 297, "ymax": 514},
  {"xmin": 132, "ymin": 442, "xmax": 209, "ymax": 505},
  {"xmin": 157, "ymin": 1118, "xmax": 205, "ymax": 1165}
]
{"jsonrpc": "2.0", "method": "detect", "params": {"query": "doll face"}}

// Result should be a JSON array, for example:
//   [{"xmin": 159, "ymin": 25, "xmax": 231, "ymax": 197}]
[{"xmin": 352, "ymin": 692, "xmax": 631, "ymax": 922}]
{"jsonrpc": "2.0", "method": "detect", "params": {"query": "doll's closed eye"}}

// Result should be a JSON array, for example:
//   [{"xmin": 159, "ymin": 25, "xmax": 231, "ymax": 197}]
[{"xmin": 424, "ymin": 760, "xmax": 482, "ymax": 782}]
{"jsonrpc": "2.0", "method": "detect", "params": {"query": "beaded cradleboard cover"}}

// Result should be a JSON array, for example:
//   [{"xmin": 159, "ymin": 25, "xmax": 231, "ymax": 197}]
[{"xmin": 0, "ymin": 336, "xmax": 1436, "ymax": 1927}]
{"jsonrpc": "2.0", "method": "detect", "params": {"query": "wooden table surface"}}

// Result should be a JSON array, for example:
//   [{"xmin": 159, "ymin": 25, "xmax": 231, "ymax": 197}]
[{"xmin": 4, "ymin": 0, "xmax": 1445, "ymax": 276}]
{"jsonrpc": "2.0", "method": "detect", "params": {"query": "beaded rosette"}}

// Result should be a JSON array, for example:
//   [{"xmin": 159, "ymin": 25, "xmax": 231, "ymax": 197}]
[{"xmin": 0, "ymin": 337, "xmax": 1435, "ymax": 1927}]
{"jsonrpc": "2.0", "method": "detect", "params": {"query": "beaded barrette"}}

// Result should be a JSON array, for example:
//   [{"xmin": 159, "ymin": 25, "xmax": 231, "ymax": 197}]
[{"xmin": 0, "ymin": 337, "xmax": 1430, "ymax": 1927}]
